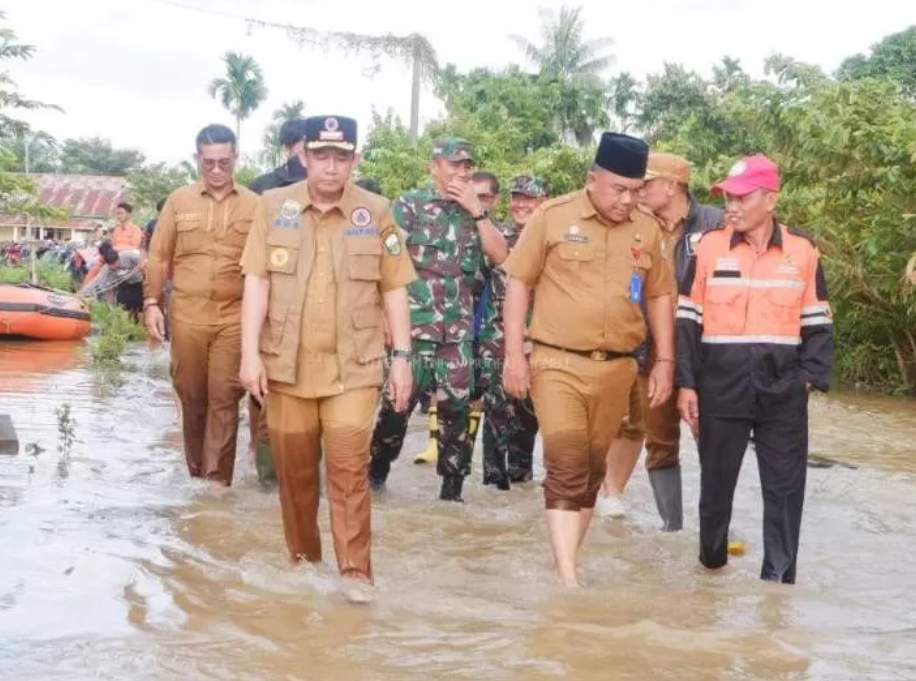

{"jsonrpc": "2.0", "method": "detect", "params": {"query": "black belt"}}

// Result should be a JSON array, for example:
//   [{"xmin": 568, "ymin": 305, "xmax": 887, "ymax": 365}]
[{"xmin": 535, "ymin": 341, "xmax": 634, "ymax": 361}]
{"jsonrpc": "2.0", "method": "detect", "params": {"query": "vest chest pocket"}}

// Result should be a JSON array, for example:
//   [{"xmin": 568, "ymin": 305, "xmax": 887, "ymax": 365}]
[
  {"xmin": 226, "ymin": 218, "xmax": 252, "ymax": 250},
  {"xmin": 176, "ymin": 219, "xmax": 207, "ymax": 255},
  {"xmin": 555, "ymin": 242, "xmax": 595, "ymax": 274},
  {"xmin": 351, "ymin": 303, "xmax": 385, "ymax": 363},
  {"xmin": 259, "ymin": 309, "xmax": 290, "ymax": 356},
  {"xmin": 266, "ymin": 230, "xmax": 300, "ymax": 275},
  {"xmin": 704, "ymin": 281, "xmax": 746, "ymax": 334},
  {"xmin": 346, "ymin": 238, "xmax": 382, "ymax": 281},
  {"xmin": 764, "ymin": 283, "xmax": 804, "ymax": 329}
]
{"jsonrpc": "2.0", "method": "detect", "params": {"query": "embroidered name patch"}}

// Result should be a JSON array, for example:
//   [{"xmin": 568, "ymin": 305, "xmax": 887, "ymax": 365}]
[{"xmin": 345, "ymin": 226, "xmax": 379, "ymax": 237}]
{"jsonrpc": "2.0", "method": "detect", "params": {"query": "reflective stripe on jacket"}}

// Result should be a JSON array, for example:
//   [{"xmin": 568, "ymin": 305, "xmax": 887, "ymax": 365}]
[{"xmin": 676, "ymin": 220, "xmax": 833, "ymax": 417}]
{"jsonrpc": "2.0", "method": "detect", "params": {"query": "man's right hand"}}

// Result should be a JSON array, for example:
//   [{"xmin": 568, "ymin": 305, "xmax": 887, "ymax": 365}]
[
  {"xmin": 677, "ymin": 387, "xmax": 700, "ymax": 436},
  {"xmin": 240, "ymin": 353, "xmax": 269, "ymax": 406},
  {"xmin": 502, "ymin": 352, "xmax": 530, "ymax": 400},
  {"xmin": 144, "ymin": 304, "xmax": 165, "ymax": 342}
]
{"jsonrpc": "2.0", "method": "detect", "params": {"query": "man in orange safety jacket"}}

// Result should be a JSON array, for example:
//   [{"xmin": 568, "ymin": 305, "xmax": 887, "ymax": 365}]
[{"xmin": 676, "ymin": 154, "xmax": 833, "ymax": 584}]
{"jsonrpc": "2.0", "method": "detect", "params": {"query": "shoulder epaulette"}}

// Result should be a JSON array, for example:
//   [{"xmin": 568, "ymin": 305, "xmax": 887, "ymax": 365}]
[{"xmin": 540, "ymin": 191, "xmax": 578, "ymax": 212}]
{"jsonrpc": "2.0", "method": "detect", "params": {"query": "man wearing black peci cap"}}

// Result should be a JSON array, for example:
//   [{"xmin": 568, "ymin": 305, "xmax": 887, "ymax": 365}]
[
  {"xmin": 501, "ymin": 132, "xmax": 675, "ymax": 587},
  {"xmin": 248, "ymin": 119, "xmax": 309, "ymax": 195}
]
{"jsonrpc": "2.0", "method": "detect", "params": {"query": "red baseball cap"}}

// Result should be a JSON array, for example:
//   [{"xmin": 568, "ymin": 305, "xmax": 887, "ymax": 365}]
[{"xmin": 711, "ymin": 154, "xmax": 780, "ymax": 196}]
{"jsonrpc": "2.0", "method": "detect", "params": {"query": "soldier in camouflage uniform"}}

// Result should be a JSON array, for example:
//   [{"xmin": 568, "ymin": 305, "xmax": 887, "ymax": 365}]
[
  {"xmin": 478, "ymin": 175, "xmax": 548, "ymax": 489},
  {"xmin": 369, "ymin": 138, "xmax": 508, "ymax": 501}
]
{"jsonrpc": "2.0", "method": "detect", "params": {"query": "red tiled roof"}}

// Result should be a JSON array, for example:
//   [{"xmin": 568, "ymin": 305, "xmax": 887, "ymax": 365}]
[
  {"xmin": 0, "ymin": 173, "xmax": 132, "ymax": 231},
  {"xmin": 29, "ymin": 173, "xmax": 130, "ymax": 217}
]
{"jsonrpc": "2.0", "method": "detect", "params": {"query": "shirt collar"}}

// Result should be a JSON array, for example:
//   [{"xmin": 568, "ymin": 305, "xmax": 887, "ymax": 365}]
[
  {"xmin": 300, "ymin": 180, "xmax": 360, "ymax": 217},
  {"xmin": 729, "ymin": 217, "xmax": 782, "ymax": 251},
  {"xmin": 580, "ymin": 189, "xmax": 633, "ymax": 226},
  {"xmin": 579, "ymin": 189, "xmax": 597, "ymax": 219},
  {"xmin": 195, "ymin": 179, "xmax": 238, "ymax": 199}
]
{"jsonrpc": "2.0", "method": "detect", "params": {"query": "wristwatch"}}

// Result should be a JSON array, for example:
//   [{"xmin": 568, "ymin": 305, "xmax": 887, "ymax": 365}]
[
  {"xmin": 472, "ymin": 208, "xmax": 490, "ymax": 222},
  {"xmin": 143, "ymin": 297, "xmax": 159, "ymax": 310},
  {"xmin": 391, "ymin": 348, "xmax": 411, "ymax": 360}
]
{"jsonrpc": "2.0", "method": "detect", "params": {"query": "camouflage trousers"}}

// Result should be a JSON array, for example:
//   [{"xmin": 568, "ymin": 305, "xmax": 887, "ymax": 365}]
[
  {"xmin": 477, "ymin": 341, "xmax": 539, "ymax": 483},
  {"xmin": 370, "ymin": 339, "xmax": 474, "ymax": 482}
]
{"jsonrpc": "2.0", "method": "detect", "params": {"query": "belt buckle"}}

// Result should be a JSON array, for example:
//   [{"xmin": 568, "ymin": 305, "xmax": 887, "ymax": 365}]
[{"xmin": 589, "ymin": 350, "xmax": 607, "ymax": 361}]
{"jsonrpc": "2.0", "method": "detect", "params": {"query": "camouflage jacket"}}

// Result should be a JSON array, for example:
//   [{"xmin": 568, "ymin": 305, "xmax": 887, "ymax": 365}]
[
  {"xmin": 396, "ymin": 184, "xmax": 483, "ymax": 343},
  {"xmin": 477, "ymin": 222, "xmax": 523, "ymax": 346}
]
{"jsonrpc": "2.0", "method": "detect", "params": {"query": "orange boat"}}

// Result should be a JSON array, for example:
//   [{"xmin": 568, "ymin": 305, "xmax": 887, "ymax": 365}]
[{"xmin": 0, "ymin": 284, "xmax": 91, "ymax": 341}]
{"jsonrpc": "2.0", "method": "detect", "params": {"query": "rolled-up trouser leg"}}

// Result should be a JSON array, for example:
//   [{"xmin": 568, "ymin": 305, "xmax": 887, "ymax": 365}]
[
  {"xmin": 697, "ymin": 414, "xmax": 752, "ymax": 570},
  {"xmin": 321, "ymin": 388, "xmax": 379, "ymax": 583},
  {"xmin": 369, "ymin": 342, "xmax": 435, "ymax": 483},
  {"xmin": 169, "ymin": 322, "xmax": 211, "ymax": 478},
  {"xmin": 267, "ymin": 392, "xmax": 322, "ymax": 563},
  {"xmin": 434, "ymin": 341, "xmax": 473, "ymax": 479},
  {"xmin": 530, "ymin": 346, "xmax": 634, "ymax": 510},
  {"xmin": 753, "ymin": 392, "xmax": 808, "ymax": 584},
  {"xmin": 202, "ymin": 322, "xmax": 244, "ymax": 486}
]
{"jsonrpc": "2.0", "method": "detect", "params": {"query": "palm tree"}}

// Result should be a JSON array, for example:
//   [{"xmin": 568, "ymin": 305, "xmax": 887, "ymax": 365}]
[
  {"xmin": 261, "ymin": 100, "xmax": 306, "ymax": 167},
  {"xmin": 207, "ymin": 52, "xmax": 268, "ymax": 147},
  {"xmin": 510, "ymin": 5, "xmax": 614, "ymax": 84},
  {"xmin": 510, "ymin": 5, "xmax": 614, "ymax": 145}
]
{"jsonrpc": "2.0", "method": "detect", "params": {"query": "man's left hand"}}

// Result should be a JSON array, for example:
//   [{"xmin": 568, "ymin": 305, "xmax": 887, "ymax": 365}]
[
  {"xmin": 388, "ymin": 356, "xmax": 413, "ymax": 412},
  {"xmin": 647, "ymin": 359, "xmax": 674, "ymax": 409}
]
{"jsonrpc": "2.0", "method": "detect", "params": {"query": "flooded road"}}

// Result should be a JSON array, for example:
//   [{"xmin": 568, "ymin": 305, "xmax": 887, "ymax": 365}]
[{"xmin": 1, "ymin": 339, "xmax": 915, "ymax": 680}]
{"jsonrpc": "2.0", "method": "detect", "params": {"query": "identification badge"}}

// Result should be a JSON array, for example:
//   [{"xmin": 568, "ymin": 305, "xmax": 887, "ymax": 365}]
[{"xmin": 629, "ymin": 271, "xmax": 643, "ymax": 304}]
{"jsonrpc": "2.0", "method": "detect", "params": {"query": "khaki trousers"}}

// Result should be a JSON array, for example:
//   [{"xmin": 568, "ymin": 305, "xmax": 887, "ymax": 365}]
[
  {"xmin": 266, "ymin": 388, "xmax": 379, "ymax": 582},
  {"xmin": 170, "ymin": 321, "xmax": 244, "ymax": 485},
  {"xmin": 530, "ymin": 345, "xmax": 636, "ymax": 511},
  {"xmin": 618, "ymin": 373, "xmax": 682, "ymax": 470}
]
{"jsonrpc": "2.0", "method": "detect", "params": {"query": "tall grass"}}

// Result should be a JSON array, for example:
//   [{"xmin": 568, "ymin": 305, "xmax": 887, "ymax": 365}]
[
  {"xmin": 0, "ymin": 261, "xmax": 73, "ymax": 290},
  {"xmin": 88, "ymin": 300, "xmax": 146, "ymax": 365}
]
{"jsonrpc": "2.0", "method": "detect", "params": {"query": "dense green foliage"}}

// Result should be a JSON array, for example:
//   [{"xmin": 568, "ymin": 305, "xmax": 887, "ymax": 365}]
[
  {"xmin": 360, "ymin": 23, "xmax": 916, "ymax": 393},
  {"xmin": 88, "ymin": 300, "xmax": 146, "ymax": 365},
  {"xmin": 0, "ymin": 259, "xmax": 71, "ymax": 290}
]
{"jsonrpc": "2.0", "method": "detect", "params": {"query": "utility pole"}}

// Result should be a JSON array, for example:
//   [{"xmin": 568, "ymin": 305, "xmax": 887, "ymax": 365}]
[
  {"xmin": 23, "ymin": 133, "xmax": 31, "ymax": 174},
  {"xmin": 409, "ymin": 35, "xmax": 421, "ymax": 143}
]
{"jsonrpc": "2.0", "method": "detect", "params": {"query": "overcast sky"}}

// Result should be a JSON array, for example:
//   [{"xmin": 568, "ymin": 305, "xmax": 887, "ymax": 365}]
[{"xmin": 6, "ymin": 0, "xmax": 914, "ymax": 166}]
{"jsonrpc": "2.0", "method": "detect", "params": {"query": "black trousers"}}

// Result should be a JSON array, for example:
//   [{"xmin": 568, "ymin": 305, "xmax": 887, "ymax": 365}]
[{"xmin": 698, "ymin": 390, "xmax": 808, "ymax": 583}]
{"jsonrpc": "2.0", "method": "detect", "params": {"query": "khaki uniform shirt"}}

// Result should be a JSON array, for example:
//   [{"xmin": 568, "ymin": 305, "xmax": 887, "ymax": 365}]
[
  {"xmin": 503, "ymin": 189, "xmax": 673, "ymax": 354},
  {"xmin": 241, "ymin": 181, "xmax": 415, "ymax": 399},
  {"xmin": 652, "ymin": 201, "xmax": 688, "ymax": 311},
  {"xmin": 145, "ymin": 181, "xmax": 259, "ymax": 326}
]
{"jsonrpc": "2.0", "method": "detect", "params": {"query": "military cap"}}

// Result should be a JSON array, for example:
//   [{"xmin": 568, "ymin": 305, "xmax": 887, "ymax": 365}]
[
  {"xmin": 508, "ymin": 174, "xmax": 549, "ymax": 198},
  {"xmin": 594, "ymin": 132, "xmax": 649, "ymax": 179},
  {"xmin": 432, "ymin": 137, "xmax": 474, "ymax": 162},
  {"xmin": 304, "ymin": 115, "xmax": 357, "ymax": 152},
  {"xmin": 645, "ymin": 152, "xmax": 691, "ymax": 184}
]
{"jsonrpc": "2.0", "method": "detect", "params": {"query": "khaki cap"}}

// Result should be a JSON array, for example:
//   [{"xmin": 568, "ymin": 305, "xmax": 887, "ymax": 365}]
[{"xmin": 645, "ymin": 152, "xmax": 691, "ymax": 184}]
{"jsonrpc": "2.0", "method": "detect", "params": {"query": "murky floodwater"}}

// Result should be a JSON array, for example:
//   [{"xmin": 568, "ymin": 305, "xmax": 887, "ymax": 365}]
[{"xmin": 1, "ymin": 339, "xmax": 915, "ymax": 681}]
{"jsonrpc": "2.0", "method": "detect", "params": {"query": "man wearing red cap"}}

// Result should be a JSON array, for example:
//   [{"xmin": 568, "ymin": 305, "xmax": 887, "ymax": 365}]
[{"xmin": 676, "ymin": 154, "xmax": 834, "ymax": 583}]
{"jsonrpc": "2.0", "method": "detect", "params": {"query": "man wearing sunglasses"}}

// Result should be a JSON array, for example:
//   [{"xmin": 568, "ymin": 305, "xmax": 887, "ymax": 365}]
[{"xmin": 144, "ymin": 123, "xmax": 259, "ymax": 487}]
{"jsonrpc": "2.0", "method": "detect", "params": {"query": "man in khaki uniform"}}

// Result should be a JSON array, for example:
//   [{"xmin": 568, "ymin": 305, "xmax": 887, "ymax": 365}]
[
  {"xmin": 502, "ymin": 133, "xmax": 675, "ymax": 587},
  {"xmin": 239, "ymin": 115, "xmax": 415, "ymax": 603},
  {"xmin": 144, "ymin": 124, "xmax": 258, "ymax": 486},
  {"xmin": 598, "ymin": 153, "xmax": 723, "ymax": 530}
]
